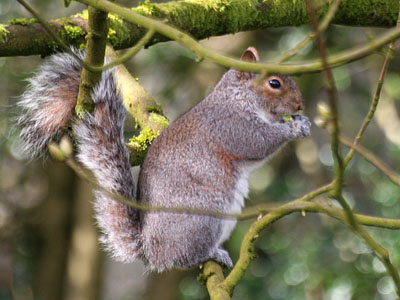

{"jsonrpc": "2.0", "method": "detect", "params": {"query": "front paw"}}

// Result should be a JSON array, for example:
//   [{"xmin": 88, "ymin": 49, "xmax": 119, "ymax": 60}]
[{"xmin": 290, "ymin": 114, "xmax": 311, "ymax": 139}]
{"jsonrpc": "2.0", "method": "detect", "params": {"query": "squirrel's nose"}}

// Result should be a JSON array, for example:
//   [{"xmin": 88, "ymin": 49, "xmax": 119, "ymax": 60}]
[{"xmin": 297, "ymin": 102, "xmax": 304, "ymax": 111}]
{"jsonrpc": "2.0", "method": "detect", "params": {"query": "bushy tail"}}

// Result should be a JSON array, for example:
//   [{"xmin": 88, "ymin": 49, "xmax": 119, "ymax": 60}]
[
  {"xmin": 73, "ymin": 69, "xmax": 142, "ymax": 262},
  {"xmin": 17, "ymin": 51, "xmax": 82, "ymax": 158},
  {"xmin": 18, "ymin": 51, "xmax": 142, "ymax": 263}
]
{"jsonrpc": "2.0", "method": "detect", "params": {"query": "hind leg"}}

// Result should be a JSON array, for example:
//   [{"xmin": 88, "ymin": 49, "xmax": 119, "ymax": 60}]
[
  {"xmin": 141, "ymin": 213, "xmax": 233, "ymax": 271},
  {"xmin": 209, "ymin": 247, "xmax": 233, "ymax": 268}
]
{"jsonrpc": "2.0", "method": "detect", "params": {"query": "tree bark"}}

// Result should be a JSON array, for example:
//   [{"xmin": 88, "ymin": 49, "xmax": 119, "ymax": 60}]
[
  {"xmin": 65, "ymin": 179, "xmax": 103, "ymax": 300},
  {"xmin": 34, "ymin": 162, "xmax": 76, "ymax": 300}
]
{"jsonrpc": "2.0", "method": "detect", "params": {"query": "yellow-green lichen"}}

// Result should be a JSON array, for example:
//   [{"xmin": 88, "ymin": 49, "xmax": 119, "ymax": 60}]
[
  {"xmin": 128, "ymin": 127, "xmax": 161, "ymax": 165},
  {"xmin": 73, "ymin": 9, "xmax": 89, "ymax": 19},
  {"xmin": 9, "ymin": 18, "xmax": 29, "ymax": 26},
  {"xmin": 149, "ymin": 112, "xmax": 169, "ymax": 128},
  {"xmin": 29, "ymin": 18, "xmax": 39, "ymax": 23},
  {"xmin": 107, "ymin": 28, "xmax": 118, "ymax": 45},
  {"xmin": 0, "ymin": 25, "xmax": 10, "ymax": 43},
  {"xmin": 128, "ymin": 128, "xmax": 160, "ymax": 151},
  {"xmin": 63, "ymin": 25, "xmax": 85, "ymax": 40}
]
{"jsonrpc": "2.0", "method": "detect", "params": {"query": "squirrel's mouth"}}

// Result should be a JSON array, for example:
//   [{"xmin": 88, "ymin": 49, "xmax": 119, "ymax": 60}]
[
  {"xmin": 270, "ymin": 112, "xmax": 295, "ymax": 123},
  {"xmin": 269, "ymin": 109, "xmax": 297, "ymax": 123},
  {"xmin": 260, "ymin": 108, "xmax": 301, "ymax": 124}
]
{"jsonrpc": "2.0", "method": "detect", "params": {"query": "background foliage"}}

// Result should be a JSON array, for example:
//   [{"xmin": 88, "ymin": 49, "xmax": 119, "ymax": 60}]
[{"xmin": 0, "ymin": 0, "xmax": 400, "ymax": 299}]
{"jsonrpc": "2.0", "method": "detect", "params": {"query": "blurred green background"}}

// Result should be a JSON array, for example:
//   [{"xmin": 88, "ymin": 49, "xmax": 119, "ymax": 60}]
[{"xmin": 1, "ymin": 0, "xmax": 400, "ymax": 299}]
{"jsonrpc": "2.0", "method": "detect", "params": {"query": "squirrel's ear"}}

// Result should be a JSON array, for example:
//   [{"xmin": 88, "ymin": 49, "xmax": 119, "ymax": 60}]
[
  {"xmin": 236, "ymin": 47, "xmax": 259, "ymax": 80},
  {"xmin": 240, "ymin": 47, "xmax": 260, "ymax": 62}
]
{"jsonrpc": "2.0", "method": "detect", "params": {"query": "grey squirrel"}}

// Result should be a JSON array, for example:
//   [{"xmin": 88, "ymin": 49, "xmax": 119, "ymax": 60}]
[{"xmin": 17, "ymin": 47, "xmax": 311, "ymax": 272}]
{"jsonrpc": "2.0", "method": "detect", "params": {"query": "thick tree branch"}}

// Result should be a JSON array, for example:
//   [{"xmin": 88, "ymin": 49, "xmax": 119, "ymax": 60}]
[
  {"xmin": 1, "ymin": 0, "xmax": 399, "ymax": 57},
  {"xmin": 71, "ymin": 0, "xmax": 400, "ymax": 75},
  {"xmin": 0, "ymin": 16, "xmax": 87, "ymax": 57},
  {"xmin": 105, "ymin": 46, "xmax": 170, "ymax": 165}
]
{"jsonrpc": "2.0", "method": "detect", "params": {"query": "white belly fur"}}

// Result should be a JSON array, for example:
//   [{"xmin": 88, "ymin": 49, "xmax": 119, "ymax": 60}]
[{"xmin": 217, "ymin": 160, "xmax": 266, "ymax": 246}]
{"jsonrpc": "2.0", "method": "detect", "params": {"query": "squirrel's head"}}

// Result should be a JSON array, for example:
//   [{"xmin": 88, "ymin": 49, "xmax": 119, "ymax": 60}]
[{"xmin": 237, "ymin": 47, "xmax": 305, "ymax": 123}]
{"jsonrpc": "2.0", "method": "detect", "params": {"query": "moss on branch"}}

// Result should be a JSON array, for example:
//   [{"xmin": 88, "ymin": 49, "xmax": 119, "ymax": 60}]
[
  {"xmin": 202, "ymin": 261, "xmax": 231, "ymax": 300},
  {"xmin": 104, "ymin": 46, "xmax": 169, "ymax": 166},
  {"xmin": 2, "ymin": 0, "xmax": 399, "ymax": 57},
  {"xmin": 0, "ymin": 17, "xmax": 87, "ymax": 56},
  {"xmin": 75, "ymin": 0, "xmax": 400, "ymax": 75}
]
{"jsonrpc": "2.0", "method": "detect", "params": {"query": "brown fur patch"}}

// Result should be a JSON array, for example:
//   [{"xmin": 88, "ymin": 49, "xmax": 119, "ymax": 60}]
[
  {"xmin": 214, "ymin": 143, "xmax": 239, "ymax": 188},
  {"xmin": 45, "ymin": 74, "xmax": 80, "ymax": 133}
]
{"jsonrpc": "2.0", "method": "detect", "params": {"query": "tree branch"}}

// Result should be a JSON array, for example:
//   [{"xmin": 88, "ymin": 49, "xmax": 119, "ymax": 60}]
[
  {"xmin": 69, "ymin": 0, "xmax": 400, "ymax": 76},
  {"xmin": 217, "ymin": 197, "xmax": 400, "ymax": 296},
  {"xmin": 305, "ymin": 0, "xmax": 349, "ymax": 221},
  {"xmin": 105, "ymin": 46, "xmax": 170, "ymax": 165},
  {"xmin": 202, "ymin": 262, "xmax": 230, "ymax": 300},
  {"xmin": 2, "ymin": 0, "xmax": 399, "ymax": 57},
  {"xmin": 49, "ymin": 139, "xmax": 400, "ymax": 230},
  {"xmin": 308, "ymin": 0, "xmax": 400, "ymax": 294},
  {"xmin": 50, "ymin": 139, "xmax": 400, "ymax": 297},
  {"xmin": 340, "ymin": 136, "xmax": 400, "ymax": 185},
  {"xmin": 344, "ymin": 41, "xmax": 396, "ymax": 166},
  {"xmin": 277, "ymin": 0, "xmax": 342, "ymax": 63},
  {"xmin": 75, "ymin": 6, "xmax": 109, "ymax": 117}
]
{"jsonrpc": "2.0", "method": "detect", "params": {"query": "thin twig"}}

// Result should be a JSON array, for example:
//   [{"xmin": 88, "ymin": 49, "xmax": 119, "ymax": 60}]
[
  {"xmin": 277, "ymin": 0, "xmax": 341, "ymax": 63},
  {"xmin": 344, "ymin": 41, "xmax": 396, "ymax": 166},
  {"xmin": 340, "ymin": 136, "xmax": 400, "ymax": 186},
  {"xmin": 16, "ymin": 0, "xmax": 95, "ymax": 71},
  {"xmin": 221, "ymin": 193, "xmax": 400, "ymax": 295},
  {"xmin": 65, "ymin": 156, "xmax": 240, "ymax": 219},
  {"xmin": 298, "ymin": 181, "xmax": 333, "ymax": 201},
  {"xmin": 303, "ymin": 199, "xmax": 400, "ymax": 230},
  {"xmin": 57, "ymin": 148, "xmax": 400, "ymax": 228},
  {"xmin": 17, "ymin": 0, "xmax": 154, "ymax": 73},
  {"xmin": 101, "ymin": 28, "xmax": 155, "ymax": 70},
  {"xmin": 305, "ymin": 0, "xmax": 346, "ymax": 208},
  {"xmin": 61, "ymin": 143, "xmax": 400, "ymax": 296},
  {"xmin": 307, "ymin": 0, "xmax": 400, "ymax": 295}
]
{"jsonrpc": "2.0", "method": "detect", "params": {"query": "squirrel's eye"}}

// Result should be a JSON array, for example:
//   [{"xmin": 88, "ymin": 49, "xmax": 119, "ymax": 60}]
[{"xmin": 268, "ymin": 79, "xmax": 281, "ymax": 89}]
